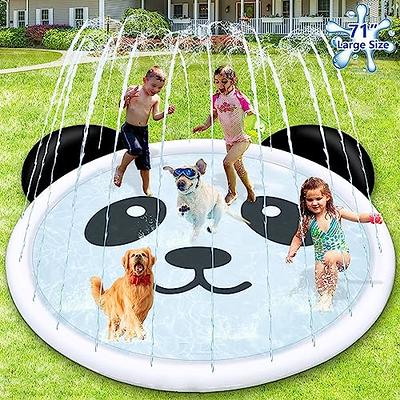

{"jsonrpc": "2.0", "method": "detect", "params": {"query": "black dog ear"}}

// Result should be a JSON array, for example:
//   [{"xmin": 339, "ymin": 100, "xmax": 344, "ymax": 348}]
[
  {"xmin": 22, "ymin": 124, "xmax": 122, "ymax": 201},
  {"xmin": 196, "ymin": 159, "xmax": 207, "ymax": 175}
]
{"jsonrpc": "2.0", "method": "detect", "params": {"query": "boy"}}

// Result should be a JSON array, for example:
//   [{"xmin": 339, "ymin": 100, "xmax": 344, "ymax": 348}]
[{"xmin": 114, "ymin": 66, "xmax": 175, "ymax": 195}]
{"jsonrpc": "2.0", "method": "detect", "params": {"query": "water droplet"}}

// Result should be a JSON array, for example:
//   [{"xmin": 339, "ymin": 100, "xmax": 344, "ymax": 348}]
[
  {"xmin": 346, "ymin": 11, "xmax": 356, "ymax": 17},
  {"xmin": 353, "ymin": 54, "xmax": 358, "ymax": 59},
  {"xmin": 388, "ymin": 30, "xmax": 395, "ymax": 37}
]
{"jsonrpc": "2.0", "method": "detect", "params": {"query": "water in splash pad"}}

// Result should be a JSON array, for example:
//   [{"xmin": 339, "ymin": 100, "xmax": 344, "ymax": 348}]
[{"xmin": 7, "ymin": 140, "xmax": 394, "ymax": 391}]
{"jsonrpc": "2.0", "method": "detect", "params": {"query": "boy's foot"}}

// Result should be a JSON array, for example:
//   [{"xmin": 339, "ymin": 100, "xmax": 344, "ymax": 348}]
[
  {"xmin": 144, "ymin": 190, "xmax": 152, "ymax": 197},
  {"xmin": 114, "ymin": 168, "xmax": 124, "ymax": 187},
  {"xmin": 225, "ymin": 191, "xmax": 238, "ymax": 206},
  {"xmin": 246, "ymin": 188, "xmax": 256, "ymax": 202}
]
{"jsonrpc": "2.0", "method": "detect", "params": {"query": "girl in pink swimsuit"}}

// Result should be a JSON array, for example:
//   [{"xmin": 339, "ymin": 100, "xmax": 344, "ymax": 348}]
[{"xmin": 193, "ymin": 65, "xmax": 256, "ymax": 205}]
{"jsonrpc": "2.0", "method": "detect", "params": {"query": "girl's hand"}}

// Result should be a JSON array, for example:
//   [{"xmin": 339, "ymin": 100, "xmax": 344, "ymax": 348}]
[
  {"xmin": 369, "ymin": 213, "xmax": 383, "ymax": 224},
  {"xmin": 167, "ymin": 105, "xmax": 176, "ymax": 115},
  {"xmin": 124, "ymin": 86, "xmax": 139, "ymax": 108},
  {"xmin": 193, "ymin": 124, "xmax": 207, "ymax": 133}
]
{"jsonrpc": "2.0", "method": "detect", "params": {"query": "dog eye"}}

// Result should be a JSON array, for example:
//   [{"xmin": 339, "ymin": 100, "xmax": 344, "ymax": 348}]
[
  {"xmin": 241, "ymin": 196, "xmax": 312, "ymax": 246},
  {"xmin": 85, "ymin": 196, "xmax": 166, "ymax": 246}
]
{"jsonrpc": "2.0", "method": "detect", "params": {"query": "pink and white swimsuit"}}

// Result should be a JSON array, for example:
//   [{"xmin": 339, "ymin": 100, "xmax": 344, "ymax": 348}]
[{"xmin": 212, "ymin": 89, "xmax": 252, "ymax": 146}]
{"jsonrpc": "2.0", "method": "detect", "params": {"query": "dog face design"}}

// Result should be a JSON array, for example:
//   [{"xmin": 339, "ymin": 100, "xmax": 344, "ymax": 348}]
[{"xmin": 24, "ymin": 149, "xmax": 371, "ymax": 360}]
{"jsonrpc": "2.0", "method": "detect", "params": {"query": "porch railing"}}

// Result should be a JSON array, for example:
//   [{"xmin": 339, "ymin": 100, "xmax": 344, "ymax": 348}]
[{"xmin": 171, "ymin": 16, "xmax": 380, "ymax": 35}]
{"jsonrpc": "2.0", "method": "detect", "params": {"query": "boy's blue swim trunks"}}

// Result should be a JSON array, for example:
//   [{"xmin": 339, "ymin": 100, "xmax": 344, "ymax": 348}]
[{"xmin": 120, "ymin": 122, "xmax": 150, "ymax": 170}]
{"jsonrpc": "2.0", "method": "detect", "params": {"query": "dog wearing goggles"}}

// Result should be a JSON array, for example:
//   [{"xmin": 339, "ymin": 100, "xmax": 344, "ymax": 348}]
[{"xmin": 163, "ymin": 159, "xmax": 225, "ymax": 240}]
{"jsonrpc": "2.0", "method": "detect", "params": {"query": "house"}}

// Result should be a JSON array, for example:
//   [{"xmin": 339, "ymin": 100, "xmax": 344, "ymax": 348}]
[{"xmin": 4, "ymin": 0, "xmax": 389, "ymax": 34}]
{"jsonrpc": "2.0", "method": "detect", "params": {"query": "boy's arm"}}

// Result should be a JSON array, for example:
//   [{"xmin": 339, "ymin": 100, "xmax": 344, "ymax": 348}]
[
  {"xmin": 339, "ymin": 208, "xmax": 382, "ymax": 224},
  {"xmin": 152, "ymin": 97, "xmax": 175, "ymax": 121},
  {"xmin": 123, "ymin": 85, "xmax": 139, "ymax": 108},
  {"xmin": 286, "ymin": 227, "xmax": 304, "ymax": 263}
]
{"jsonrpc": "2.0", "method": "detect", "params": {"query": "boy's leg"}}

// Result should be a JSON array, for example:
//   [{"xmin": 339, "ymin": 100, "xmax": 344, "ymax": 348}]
[
  {"xmin": 223, "ymin": 141, "xmax": 250, "ymax": 205},
  {"xmin": 140, "ymin": 170, "xmax": 152, "ymax": 196},
  {"xmin": 114, "ymin": 151, "xmax": 136, "ymax": 187}
]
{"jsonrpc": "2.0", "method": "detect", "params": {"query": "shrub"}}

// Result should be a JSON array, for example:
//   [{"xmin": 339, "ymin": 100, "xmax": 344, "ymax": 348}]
[
  {"xmin": 379, "ymin": 17, "xmax": 399, "ymax": 58},
  {"xmin": 25, "ymin": 24, "xmax": 70, "ymax": 45},
  {"xmin": 42, "ymin": 28, "xmax": 76, "ymax": 50},
  {"xmin": 122, "ymin": 8, "xmax": 170, "ymax": 38},
  {"xmin": 42, "ymin": 28, "xmax": 109, "ymax": 51},
  {"xmin": 79, "ymin": 28, "xmax": 109, "ymax": 51},
  {"xmin": 0, "ymin": 28, "xmax": 29, "ymax": 48},
  {"xmin": 259, "ymin": 34, "xmax": 283, "ymax": 48},
  {"xmin": 211, "ymin": 35, "xmax": 245, "ymax": 54}
]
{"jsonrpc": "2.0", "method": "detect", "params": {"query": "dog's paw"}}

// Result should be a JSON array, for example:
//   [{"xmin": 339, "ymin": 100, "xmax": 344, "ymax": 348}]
[
  {"xmin": 124, "ymin": 330, "xmax": 137, "ymax": 341},
  {"xmin": 137, "ymin": 329, "xmax": 146, "ymax": 341},
  {"xmin": 178, "ymin": 204, "xmax": 190, "ymax": 215}
]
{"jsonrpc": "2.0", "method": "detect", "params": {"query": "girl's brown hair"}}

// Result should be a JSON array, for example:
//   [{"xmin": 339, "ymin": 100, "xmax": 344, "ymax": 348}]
[
  {"xmin": 297, "ymin": 177, "xmax": 337, "ymax": 239},
  {"xmin": 214, "ymin": 65, "xmax": 238, "ymax": 85}
]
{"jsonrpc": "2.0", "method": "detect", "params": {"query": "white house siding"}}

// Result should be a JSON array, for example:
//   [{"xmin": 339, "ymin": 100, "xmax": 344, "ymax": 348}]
[
  {"xmin": 105, "ymin": 0, "xmax": 134, "ymax": 20},
  {"xmin": 144, "ymin": 0, "xmax": 165, "ymax": 14},
  {"xmin": 9, "ymin": 0, "xmax": 26, "ymax": 26},
  {"xmin": 9, "ymin": 0, "xmax": 99, "ymax": 26}
]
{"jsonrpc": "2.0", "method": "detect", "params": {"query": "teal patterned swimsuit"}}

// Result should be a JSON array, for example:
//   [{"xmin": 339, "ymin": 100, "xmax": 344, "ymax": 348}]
[{"xmin": 309, "ymin": 214, "xmax": 349, "ymax": 262}]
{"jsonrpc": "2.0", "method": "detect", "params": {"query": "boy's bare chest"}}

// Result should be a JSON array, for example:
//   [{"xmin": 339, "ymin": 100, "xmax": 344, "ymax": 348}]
[{"xmin": 129, "ymin": 95, "xmax": 154, "ymax": 112}]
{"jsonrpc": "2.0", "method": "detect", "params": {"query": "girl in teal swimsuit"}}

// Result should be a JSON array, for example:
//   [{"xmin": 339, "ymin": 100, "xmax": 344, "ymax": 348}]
[{"xmin": 286, "ymin": 177, "xmax": 382, "ymax": 311}]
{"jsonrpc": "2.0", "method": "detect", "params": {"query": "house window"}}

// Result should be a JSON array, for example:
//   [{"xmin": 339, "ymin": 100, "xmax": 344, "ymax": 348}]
[
  {"xmin": 173, "ymin": 4, "xmax": 183, "ymax": 18},
  {"xmin": 282, "ymin": 0, "xmax": 289, "ymax": 17},
  {"xmin": 236, "ymin": 2, "xmax": 257, "ymax": 19},
  {"xmin": 17, "ymin": 10, "xmax": 26, "ymax": 27},
  {"xmin": 317, "ymin": 0, "xmax": 329, "ymax": 16},
  {"xmin": 199, "ymin": 4, "xmax": 208, "ymax": 19},
  {"xmin": 75, "ymin": 8, "xmax": 84, "ymax": 27},
  {"xmin": 41, "ymin": 9, "xmax": 49, "ymax": 25}
]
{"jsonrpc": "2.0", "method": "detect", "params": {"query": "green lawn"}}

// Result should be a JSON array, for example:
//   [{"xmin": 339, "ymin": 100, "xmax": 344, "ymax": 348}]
[
  {"xmin": 0, "ymin": 49, "xmax": 399, "ymax": 399},
  {"xmin": 0, "ymin": 48, "xmax": 62, "ymax": 69}
]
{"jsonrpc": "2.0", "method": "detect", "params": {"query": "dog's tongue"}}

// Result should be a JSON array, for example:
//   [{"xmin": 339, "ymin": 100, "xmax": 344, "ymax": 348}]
[{"xmin": 135, "ymin": 263, "xmax": 144, "ymax": 273}]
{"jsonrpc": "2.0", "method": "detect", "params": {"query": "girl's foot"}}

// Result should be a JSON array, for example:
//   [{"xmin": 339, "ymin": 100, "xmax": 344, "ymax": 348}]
[
  {"xmin": 225, "ymin": 191, "xmax": 238, "ymax": 206},
  {"xmin": 246, "ymin": 188, "xmax": 256, "ymax": 202},
  {"xmin": 316, "ymin": 292, "xmax": 333, "ymax": 312},
  {"xmin": 114, "ymin": 167, "xmax": 124, "ymax": 187}
]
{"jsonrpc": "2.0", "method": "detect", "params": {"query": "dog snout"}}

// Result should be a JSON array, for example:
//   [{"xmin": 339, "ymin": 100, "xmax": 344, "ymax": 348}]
[{"xmin": 177, "ymin": 180, "xmax": 186, "ymax": 191}]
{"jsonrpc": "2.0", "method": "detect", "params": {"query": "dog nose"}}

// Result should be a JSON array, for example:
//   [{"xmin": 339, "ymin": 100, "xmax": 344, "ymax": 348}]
[
  {"xmin": 177, "ymin": 180, "xmax": 186, "ymax": 191},
  {"xmin": 164, "ymin": 247, "xmax": 231, "ymax": 271}
]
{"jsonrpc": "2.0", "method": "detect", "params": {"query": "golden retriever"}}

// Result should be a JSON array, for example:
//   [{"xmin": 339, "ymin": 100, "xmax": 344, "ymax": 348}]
[{"xmin": 90, "ymin": 247, "xmax": 156, "ymax": 341}]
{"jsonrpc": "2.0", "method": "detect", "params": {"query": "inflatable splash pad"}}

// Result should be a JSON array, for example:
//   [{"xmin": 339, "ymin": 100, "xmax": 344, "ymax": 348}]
[{"xmin": 6, "ymin": 139, "xmax": 394, "ymax": 391}]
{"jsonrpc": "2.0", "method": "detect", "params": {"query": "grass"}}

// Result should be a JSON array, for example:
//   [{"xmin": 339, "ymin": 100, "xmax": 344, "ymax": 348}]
[
  {"xmin": 0, "ymin": 49, "xmax": 399, "ymax": 399},
  {"xmin": 0, "ymin": 48, "xmax": 62, "ymax": 69}
]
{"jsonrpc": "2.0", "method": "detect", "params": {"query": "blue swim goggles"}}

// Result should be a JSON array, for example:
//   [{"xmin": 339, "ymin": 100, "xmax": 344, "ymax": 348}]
[{"xmin": 173, "ymin": 168, "xmax": 198, "ymax": 179}]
